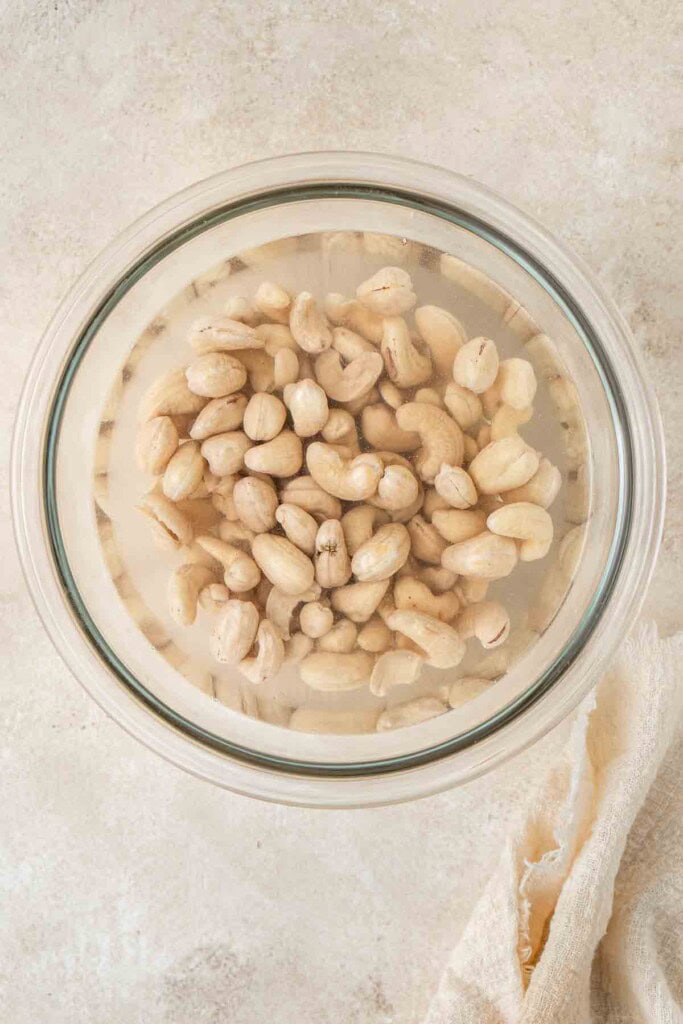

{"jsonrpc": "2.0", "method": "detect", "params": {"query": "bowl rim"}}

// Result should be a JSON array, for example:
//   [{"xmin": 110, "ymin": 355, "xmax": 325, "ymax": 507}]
[{"xmin": 11, "ymin": 151, "xmax": 666, "ymax": 807}]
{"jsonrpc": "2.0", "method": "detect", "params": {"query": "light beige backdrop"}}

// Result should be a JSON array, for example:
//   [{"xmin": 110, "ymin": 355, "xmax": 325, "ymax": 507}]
[{"xmin": 1, "ymin": 2, "xmax": 680, "ymax": 1021}]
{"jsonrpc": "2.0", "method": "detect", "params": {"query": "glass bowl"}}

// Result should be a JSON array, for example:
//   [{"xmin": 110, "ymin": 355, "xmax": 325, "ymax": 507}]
[{"xmin": 12, "ymin": 152, "xmax": 665, "ymax": 807}]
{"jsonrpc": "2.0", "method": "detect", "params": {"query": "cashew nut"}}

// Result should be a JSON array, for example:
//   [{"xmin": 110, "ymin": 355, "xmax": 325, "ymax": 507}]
[
  {"xmin": 243, "ymin": 393, "xmax": 287, "ymax": 441},
  {"xmin": 224, "ymin": 296, "xmax": 259, "ymax": 325},
  {"xmin": 456, "ymin": 577, "xmax": 490, "ymax": 605},
  {"xmin": 452, "ymin": 337, "xmax": 499, "ymax": 393},
  {"xmin": 299, "ymin": 601, "xmax": 334, "ymax": 639},
  {"xmin": 407, "ymin": 514, "xmax": 447, "ymax": 564},
  {"xmin": 306, "ymin": 442, "xmax": 383, "ymax": 501},
  {"xmin": 314, "ymin": 519, "xmax": 352, "ymax": 588},
  {"xmin": 394, "ymin": 575, "xmax": 460, "ymax": 622},
  {"xmin": 190, "ymin": 394, "xmax": 248, "ymax": 440},
  {"xmin": 314, "ymin": 349, "xmax": 383, "ymax": 403},
  {"xmin": 190, "ymin": 317, "xmax": 263, "ymax": 354},
  {"xmin": 414, "ymin": 387, "xmax": 443, "ymax": 408},
  {"xmin": 167, "ymin": 564, "xmax": 215, "ymax": 625},
  {"xmin": 265, "ymin": 584, "xmax": 320, "ymax": 640},
  {"xmin": 490, "ymin": 403, "xmax": 533, "ymax": 442},
  {"xmin": 443, "ymin": 381, "xmax": 482, "ymax": 430},
  {"xmin": 351, "ymin": 523, "xmax": 411, "ymax": 582},
  {"xmin": 210, "ymin": 600, "xmax": 260, "ymax": 664},
  {"xmin": 138, "ymin": 367, "xmax": 208, "ymax": 422},
  {"xmin": 447, "ymin": 677, "xmax": 491, "ymax": 708},
  {"xmin": 361, "ymin": 404, "xmax": 420, "ymax": 453},
  {"xmin": 356, "ymin": 616, "xmax": 393, "ymax": 653},
  {"xmin": 381, "ymin": 316, "xmax": 432, "ymax": 387},
  {"xmin": 331, "ymin": 579, "xmax": 391, "ymax": 623},
  {"xmin": 504, "ymin": 457, "xmax": 562, "ymax": 508},
  {"xmin": 198, "ymin": 582, "xmax": 230, "ymax": 614},
  {"xmin": 497, "ymin": 357, "xmax": 537, "ymax": 410},
  {"xmin": 441, "ymin": 531, "xmax": 519, "ymax": 579},
  {"xmin": 239, "ymin": 618, "xmax": 285, "ymax": 683},
  {"xmin": 414, "ymin": 304, "xmax": 466, "ymax": 376},
  {"xmin": 431, "ymin": 508, "xmax": 487, "ymax": 543},
  {"xmin": 136, "ymin": 416, "xmax": 178, "ymax": 475},
  {"xmin": 299, "ymin": 651, "xmax": 374, "ymax": 691},
  {"xmin": 196, "ymin": 536, "xmax": 261, "ymax": 592},
  {"xmin": 376, "ymin": 697, "xmax": 447, "ymax": 731},
  {"xmin": 434, "ymin": 464, "xmax": 478, "ymax": 509},
  {"xmin": 422, "ymin": 488, "xmax": 450, "ymax": 520},
  {"xmin": 458, "ymin": 600, "xmax": 510, "ymax": 648},
  {"xmin": 378, "ymin": 380, "xmax": 404, "ymax": 410},
  {"xmin": 469, "ymin": 436, "xmax": 540, "ymax": 495},
  {"xmin": 324, "ymin": 292, "xmax": 384, "ymax": 344},
  {"xmin": 283, "ymin": 378, "xmax": 329, "ymax": 436},
  {"xmin": 341, "ymin": 505, "xmax": 390, "ymax": 555},
  {"xmin": 273, "ymin": 348, "xmax": 299, "ymax": 390},
  {"xmin": 200, "ymin": 431, "xmax": 251, "ymax": 477},
  {"xmin": 419, "ymin": 566, "xmax": 458, "ymax": 593},
  {"xmin": 317, "ymin": 618, "xmax": 358, "ymax": 653},
  {"xmin": 356, "ymin": 266, "xmax": 416, "ymax": 315},
  {"xmin": 244, "ymin": 430, "xmax": 303, "ymax": 477},
  {"xmin": 370, "ymin": 464, "xmax": 419, "ymax": 513},
  {"xmin": 284, "ymin": 631, "xmax": 315, "ymax": 663},
  {"xmin": 252, "ymin": 534, "xmax": 315, "ymax": 595},
  {"xmin": 162, "ymin": 441, "xmax": 206, "ymax": 501},
  {"xmin": 321, "ymin": 408, "xmax": 359, "ymax": 453},
  {"xmin": 138, "ymin": 493, "xmax": 194, "ymax": 549},
  {"xmin": 395, "ymin": 403, "xmax": 464, "ymax": 482},
  {"xmin": 279, "ymin": 476, "xmax": 342, "ymax": 521},
  {"xmin": 370, "ymin": 649, "xmax": 423, "ymax": 696},
  {"xmin": 232, "ymin": 476, "xmax": 278, "ymax": 533},
  {"xmin": 185, "ymin": 352, "xmax": 247, "ymax": 399},
  {"xmin": 254, "ymin": 281, "xmax": 291, "ymax": 323},
  {"xmin": 275, "ymin": 503, "xmax": 318, "ymax": 555},
  {"xmin": 385, "ymin": 610, "xmax": 465, "ymax": 668},
  {"xmin": 332, "ymin": 326, "xmax": 376, "ymax": 361},
  {"xmin": 289, "ymin": 292, "xmax": 333, "ymax": 354},
  {"xmin": 486, "ymin": 501, "xmax": 554, "ymax": 561}
]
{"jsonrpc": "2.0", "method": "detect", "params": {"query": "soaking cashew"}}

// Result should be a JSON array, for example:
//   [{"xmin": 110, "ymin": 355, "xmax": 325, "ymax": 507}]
[
  {"xmin": 190, "ymin": 317, "xmax": 263, "ymax": 354},
  {"xmin": 300, "ymin": 651, "xmax": 374, "ymax": 691},
  {"xmin": 138, "ymin": 493, "xmax": 193, "ymax": 549},
  {"xmin": 351, "ymin": 523, "xmax": 411, "ymax": 582},
  {"xmin": 431, "ymin": 508, "xmax": 487, "ymax": 543},
  {"xmin": 138, "ymin": 367, "xmax": 208, "ymax": 422},
  {"xmin": 414, "ymin": 305, "xmax": 466, "ymax": 376},
  {"xmin": 232, "ymin": 476, "xmax": 278, "ymax": 533},
  {"xmin": 361, "ymin": 404, "xmax": 420, "ymax": 453},
  {"xmin": 185, "ymin": 353, "xmax": 247, "ymax": 399},
  {"xmin": 370, "ymin": 464, "xmax": 419, "ymax": 512},
  {"xmin": 162, "ymin": 441, "xmax": 206, "ymax": 501},
  {"xmin": 378, "ymin": 380, "xmax": 404, "ymax": 410},
  {"xmin": 443, "ymin": 381, "xmax": 482, "ymax": 430},
  {"xmin": 254, "ymin": 281, "xmax": 291, "ymax": 323},
  {"xmin": 314, "ymin": 349, "xmax": 384, "ymax": 403},
  {"xmin": 497, "ymin": 357, "xmax": 537, "ymax": 410},
  {"xmin": 486, "ymin": 501, "xmax": 554, "ymax": 561},
  {"xmin": 381, "ymin": 316, "xmax": 432, "ymax": 387},
  {"xmin": 321, "ymin": 408, "xmax": 359, "ymax": 452},
  {"xmin": 190, "ymin": 394, "xmax": 248, "ymax": 440},
  {"xmin": 447, "ymin": 677, "xmax": 491, "ymax": 708},
  {"xmin": 385, "ymin": 610, "xmax": 465, "ymax": 668},
  {"xmin": 376, "ymin": 697, "xmax": 447, "ymax": 731},
  {"xmin": 452, "ymin": 337, "xmax": 499, "ymax": 394},
  {"xmin": 198, "ymin": 582, "xmax": 230, "ymax": 614},
  {"xmin": 200, "ymin": 431, "xmax": 251, "ymax": 477},
  {"xmin": 136, "ymin": 416, "xmax": 178, "ymax": 475},
  {"xmin": 442, "ymin": 531, "xmax": 518, "ymax": 579},
  {"xmin": 252, "ymin": 534, "xmax": 315, "ymax": 595},
  {"xmin": 196, "ymin": 536, "xmax": 261, "ymax": 592},
  {"xmin": 224, "ymin": 296, "xmax": 259, "ymax": 325},
  {"xmin": 414, "ymin": 387, "xmax": 443, "ymax": 408},
  {"xmin": 315, "ymin": 519, "xmax": 352, "ymax": 589},
  {"xmin": 244, "ymin": 430, "xmax": 303, "ymax": 477},
  {"xmin": 299, "ymin": 601, "xmax": 334, "ymax": 639},
  {"xmin": 239, "ymin": 618, "xmax": 285, "ymax": 683},
  {"xmin": 275, "ymin": 503, "xmax": 318, "ymax": 555},
  {"xmin": 210, "ymin": 600, "xmax": 260, "ymax": 664},
  {"xmin": 306, "ymin": 443, "xmax": 383, "ymax": 501},
  {"xmin": 356, "ymin": 616, "xmax": 393, "ymax": 653},
  {"xmin": 434, "ymin": 464, "xmax": 477, "ymax": 509},
  {"xmin": 243, "ymin": 393, "xmax": 287, "ymax": 441},
  {"xmin": 490, "ymin": 403, "xmax": 533, "ymax": 442},
  {"xmin": 370, "ymin": 650, "xmax": 423, "ymax": 696},
  {"xmin": 332, "ymin": 326, "xmax": 376, "ymax": 361},
  {"xmin": 279, "ymin": 476, "xmax": 342, "ymax": 521},
  {"xmin": 407, "ymin": 514, "xmax": 447, "ymax": 564},
  {"xmin": 356, "ymin": 266, "xmax": 416, "ymax": 315},
  {"xmin": 419, "ymin": 566, "xmax": 458, "ymax": 593},
  {"xmin": 284, "ymin": 632, "xmax": 315, "ymax": 663},
  {"xmin": 317, "ymin": 618, "xmax": 358, "ymax": 653},
  {"xmin": 469, "ymin": 436, "xmax": 540, "ymax": 494},
  {"xmin": 393, "ymin": 576, "xmax": 460, "ymax": 622},
  {"xmin": 504, "ymin": 457, "xmax": 561, "ymax": 508},
  {"xmin": 324, "ymin": 292, "xmax": 384, "ymax": 344},
  {"xmin": 457, "ymin": 601, "xmax": 510, "ymax": 648},
  {"xmin": 331, "ymin": 579, "xmax": 391, "ymax": 622},
  {"xmin": 273, "ymin": 348, "xmax": 299, "ymax": 389},
  {"xmin": 283, "ymin": 379, "xmax": 329, "ymax": 436},
  {"xmin": 266, "ymin": 586, "xmax": 320, "ymax": 640},
  {"xmin": 395, "ymin": 403, "xmax": 464, "ymax": 482},
  {"xmin": 289, "ymin": 292, "xmax": 333, "ymax": 354},
  {"xmin": 167, "ymin": 564, "xmax": 215, "ymax": 625}
]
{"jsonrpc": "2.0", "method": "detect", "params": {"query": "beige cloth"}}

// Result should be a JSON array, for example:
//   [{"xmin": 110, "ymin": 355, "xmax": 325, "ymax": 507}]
[{"xmin": 424, "ymin": 625, "xmax": 683, "ymax": 1024}]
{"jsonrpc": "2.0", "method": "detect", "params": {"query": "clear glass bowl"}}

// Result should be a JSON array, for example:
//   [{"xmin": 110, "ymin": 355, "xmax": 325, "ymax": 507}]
[{"xmin": 12, "ymin": 152, "xmax": 665, "ymax": 807}]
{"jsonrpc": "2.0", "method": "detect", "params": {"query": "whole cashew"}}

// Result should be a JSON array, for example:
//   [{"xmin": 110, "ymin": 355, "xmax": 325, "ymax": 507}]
[
  {"xmin": 315, "ymin": 519, "xmax": 352, "ymax": 589},
  {"xmin": 283, "ymin": 378, "xmax": 329, "ymax": 437},
  {"xmin": 252, "ymin": 534, "xmax": 316, "ymax": 595},
  {"xmin": 138, "ymin": 493, "xmax": 194, "ymax": 549},
  {"xmin": 385, "ymin": 610, "xmax": 465, "ymax": 668},
  {"xmin": 457, "ymin": 600, "xmax": 510, "ymax": 648},
  {"xmin": 244, "ymin": 430, "xmax": 304, "ymax": 477},
  {"xmin": 242, "ymin": 393, "xmax": 287, "ymax": 441},
  {"xmin": 189, "ymin": 317, "xmax": 263, "ymax": 354},
  {"xmin": 317, "ymin": 618, "xmax": 358, "ymax": 653},
  {"xmin": 254, "ymin": 281, "xmax": 291, "ymax": 324},
  {"xmin": 324, "ymin": 292, "xmax": 384, "ymax": 344},
  {"xmin": 503, "ymin": 457, "xmax": 561, "ymax": 509},
  {"xmin": 255, "ymin": 323, "xmax": 297, "ymax": 353},
  {"xmin": 393, "ymin": 575, "xmax": 460, "ymax": 622},
  {"xmin": 490, "ymin": 403, "xmax": 533, "ymax": 442},
  {"xmin": 486, "ymin": 501, "xmax": 553, "ymax": 561},
  {"xmin": 299, "ymin": 601, "xmax": 334, "ymax": 639},
  {"xmin": 139, "ymin": 367, "xmax": 208, "ymax": 423},
  {"xmin": 453, "ymin": 337, "xmax": 499, "ymax": 394},
  {"xmin": 341, "ymin": 505, "xmax": 390, "ymax": 555},
  {"xmin": 395, "ymin": 403, "xmax": 464, "ymax": 482},
  {"xmin": 275, "ymin": 503, "xmax": 318, "ymax": 555},
  {"xmin": 434, "ymin": 464, "xmax": 478, "ymax": 509},
  {"xmin": 232, "ymin": 476, "xmax": 278, "ymax": 533},
  {"xmin": 299, "ymin": 651, "xmax": 374, "ymax": 691},
  {"xmin": 306, "ymin": 442, "xmax": 383, "ymax": 501},
  {"xmin": 376, "ymin": 697, "xmax": 447, "ymax": 731},
  {"xmin": 210, "ymin": 599, "xmax": 260, "ymax": 664},
  {"xmin": 167, "ymin": 564, "xmax": 215, "ymax": 625},
  {"xmin": 332, "ymin": 326, "xmax": 376, "ymax": 361},
  {"xmin": 190, "ymin": 394, "xmax": 248, "ymax": 441},
  {"xmin": 469, "ymin": 436, "xmax": 540, "ymax": 495},
  {"xmin": 136, "ymin": 416, "xmax": 178, "ymax": 475},
  {"xmin": 239, "ymin": 618, "xmax": 285, "ymax": 683},
  {"xmin": 431, "ymin": 508, "xmax": 487, "ymax": 543},
  {"xmin": 381, "ymin": 316, "xmax": 432, "ymax": 388},
  {"xmin": 414, "ymin": 304, "xmax": 466, "ymax": 376},
  {"xmin": 370, "ymin": 649, "xmax": 423, "ymax": 696},
  {"xmin": 196, "ymin": 536, "xmax": 261, "ymax": 592},
  {"xmin": 200, "ymin": 431, "xmax": 251, "ymax": 477},
  {"xmin": 356, "ymin": 266, "xmax": 416, "ymax": 316},
  {"xmin": 185, "ymin": 353, "xmax": 247, "ymax": 399},
  {"xmin": 162, "ymin": 441, "xmax": 206, "ymax": 501},
  {"xmin": 351, "ymin": 523, "xmax": 411, "ymax": 582},
  {"xmin": 265, "ymin": 584, "xmax": 321, "ymax": 640},
  {"xmin": 361, "ymin": 404, "xmax": 420, "ymax": 453},
  {"xmin": 331, "ymin": 579, "xmax": 391, "ymax": 622},
  {"xmin": 289, "ymin": 292, "xmax": 333, "ymax": 354},
  {"xmin": 279, "ymin": 476, "xmax": 342, "ymax": 521},
  {"xmin": 378, "ymin": 380, "xmax": 404, "ymax": 410},
  {"xmin": 443, "ymin": 381, "xmax": 482, "ymax": 430},
  {"xmin": 356, "ymin": 616, "xmax": 393, "ymax": 653},
  {"xmin": 321, "ymin": 408, "xmax": 359, "ymax": 453},
  {"xmin": 406, "ymin": 514, "xmax": 447, "ymax": 564},
  {"xmin": 314, "ymin": 349, "xmax": 384, "ymax": 403},
  {"xmin": 441, "ymin": 531, "xmax": 519, "ymax": 580},
  {"xmin": 497, "ymin": 357, "xmax": 537, "ymax": 410}
]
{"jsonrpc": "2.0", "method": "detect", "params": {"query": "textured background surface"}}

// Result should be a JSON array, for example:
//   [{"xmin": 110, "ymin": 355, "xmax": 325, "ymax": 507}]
[{"xmin": 1, "ymin": 2, "xmax": 680, "ymax": 1021}]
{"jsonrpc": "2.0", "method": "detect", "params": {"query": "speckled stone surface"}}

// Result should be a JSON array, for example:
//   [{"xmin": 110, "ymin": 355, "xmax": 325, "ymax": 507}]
[{"xmin": 1, "ymin": 3, "xmax": 680, "ymax": 1021}]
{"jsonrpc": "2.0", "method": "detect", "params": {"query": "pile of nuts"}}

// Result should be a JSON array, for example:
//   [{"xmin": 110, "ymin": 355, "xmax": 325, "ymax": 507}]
[{"xmin": 135, "ymin": 265, "xmax": 562, "ymax": 730}]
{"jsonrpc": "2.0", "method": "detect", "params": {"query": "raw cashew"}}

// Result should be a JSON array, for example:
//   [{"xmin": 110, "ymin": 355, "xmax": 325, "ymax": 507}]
[
  {"xmin": 442, "ymin": 531, "xmax": 518, "ymax": 579},
  {"xmin": 356, "ymin": 616, "xmax": 393, "ymax": 653},
  {"xmin": 244, "ymin": 430, "xmax": 303, "ymax": 477},
  {"xmin": 394, "ymin": 576, "xmax": 459, "ymax": 622},
  {"xmin": 306, "ymin": 443, "xmax": 383, "ymax": 501},
  {"xmin": 371, "ymin": 464, "xmax": 419, "ymax": 512},
  {"xmin": 361, "ymin": 404, "xmax": 420, "ymax": 453},
  {"xmin": 452, "ymin": 337, "xmax": 499, "ymax": 394},
  {"xmin": 273, "ymin": 348, "xmax": 299, "ymax": 389},
  {"xmin": 284, "ymin": 632, "xmax": 314, "ymax": 663},
  {"xmin": 314, "ymin": 349, "xmax": 383, "ymax": 403},
  {"xmin": 200, "ymin": 431, "xmax": 251, "ymax": 476},
  {"xmin": 243, "ymin": 393, "xmax": 287, "ymax": 441},
  {"xmin": 558, "ymin": 525, "xmax": 585, "ymax": 577},
  {"xmin": 504, "ymin": 457, "xmax": 561, "ymax": 508},
  {"xmin": 486, "ymin": 501, "xmax": 554, "ymax": 561},
  {"xmin": 463, "ymin": 435, "xmax": 478, "ymax": 464},
  {"xmin": 321, "ymin": 408, "xmax": 359, "ymax": 452},
  {"xmin": 279, "ymin": 476, "xmax": 342, "ymax": 521},
  {"xmin": 299, "ymin": 601, "xmax": 334, "ymax": 639},
  {"xmin": 224, "ymin": 296, "xmax": 259, "ymax": 325},
  {"xmin": 138, "ymin": 367, "xmax": 208, "ymax": 422},
  {"xmin": 385, "ymin": 610, "xmax": 465, "ymax": 668},
  {"xmin": 434, "ymin": 464, "xmax": 477, "ymax": 509},
  {"xmin": 275, "ymin": 503, "xmax": 318, "ymax": 555},
  {"xmin": 210, "ymin": 474, "xmax": 238, "ymax": 517},
  {"xmin": 324, "ymin": 293, "xmax": 384, "ymax": 344},
  {"xmin": 456, "ymin": 577, "xmax": 490, "ymax": 605},
  {"xmin": 167, "ymin": 564, "xmax": 215, "ymax": 625},
  {"xmin": 289, "ymin": 292, "xmax": 333, "ymax": 353},
  {"xmin": 210, "ymin": 600, "xmax": 260, "ymax": 664},
  {"xmin": 266, "ymin": 585, "xmax": 320, "ymax": 640},
  {"xmin": 351, "ymin": 523, "xmax": 411, "ymax": 582},
  {"xmin": 315, "ymin": 519, "xmax": 352, "ymax": 588},
  {"xmin": 233, "ymin": 349, "xmax": 275, "ymax": 393},
  {"xmin": 240, "ymin": 618, "xmax": 285, "ymax": 683},
  {"xmin": 378, "ymin": 380, "xmax": 404, "ymax": 410},
  {"xmin": 332, "ymin": 326, "xmax": 376, "ymax": 361},
  {"xmin": 407, "ymin": 515, "xmax": 447, "ymax": 564},
  {"xmin": 458, "ymin": 601, "xmax": 510, "ymax": 648},
  {"xmin": 414, "ymin": 387, "xmax": 443, "ymax": 408},
  {"xmin": 196, "ymin": 536, "xmax": 261, "ymax": 592},
  {"xmin": 136, "ymin": 416, "xmax": 178, "ymax": 475},
  {"xmin": 376, "ymin": 697, "xmax": 447, "ymax": 731},
  {"xmin": 423, "ymin": 488, "xmax": 450, "ymax": 520},
  {"xmin": 419, "ymin": 566, "xmax": 458, "ymax": 593},
  {"xmin": 469, "ymin": 436, "xmax": 540, "ymax": 494},
  {"xmin": 442, "ymin": 381, "xmax": 482, "ymax": 431},
  {"xmin": 395, "ymin": 403, "xmax": 464, "ymax": 482},
  {"xmin": 252, "ymin": 534, "xmax": 315, "ymax": 595},
  {"xmin": 490, "ymin": 403, "xmax": 533, "ymax": 441},
  {"xmin": 448, "ymin": 677, "xmax": 491, "ymax": 708},
  {"xmin": 138, "ymin": 493, "xmax": 193, "ymax": 549},
  {"xmin": 186, "ymin": 353, "xmax": 247, "ymax": 398},
  {"xmin": 317, "ymin": 618, "xmax": 358, "ymax": 653},
  {"xmin": 498, "ymin": 358, "xmax": 537, "ymax": 410},
  {"xmin": 233, "ymin": 476, "xmax": 278, "ymax": 533},
  {"xmin": 190, "ymin": 394, "xmax": 248, "ymax": 440},
  {"xmin": 477, "ymin": 424, "xmax": 492, "ymax": 451},
  {"xmin": 256, "ymin": 323, "xmax": 297, "ymax": 354},
  {"xmin": 381, "ymin": 316, "xmax": 432, "ymax": 387},
  {"xmin": 299, "ymin": 651, "xmax": 374, "ymax": 691},
  {"xmin": 370, "ymin": 650, "xmax": 423, "ymax": 696},
  {"xmin": 198, "ymin": 582, "xmax": 230, "ymax": 614},
  {"xmin": 331, "ymin": 579, "xmax": 391, "ymax": 622},
  {"xmin": 481, "ymin": 379, "xmax": 503, "ymax": 420},
  {"xmin": 432, "ymin": 508, "xmax": 487, "ymax": 543},
  {"xmin": 414, "ymin": 305, "xmax": 466, "ymax": 376},
  {"xmin": 254, "ymin": 281, "xmax": 291, "ymax": 323},
  {"xmin": 341, "ymin": 505, "xmax": 391, "ymax": 555},
  {"xmin": 283, "ymin": 379, "xmax": 329, "ymax": 436},
  {"xmin": 356, "ymin": 266, "xmax": 416, "ymax": 315},
  {"xmin": 162, "ymin": 441, "xmax": 206, "ymax": 501},
  {"xmin": 342, "ymin": 386, "xmax": 380, "ymax": 416},
  {"xmin": 190, "ymin": 317, "xmax": 263, "ymax": 354}
]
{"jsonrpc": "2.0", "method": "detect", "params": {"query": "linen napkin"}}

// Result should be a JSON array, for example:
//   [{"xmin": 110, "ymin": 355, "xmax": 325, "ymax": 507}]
[{"xmin": 424, "ymin": 624, "xmax": 683, "ymax": 1024}]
